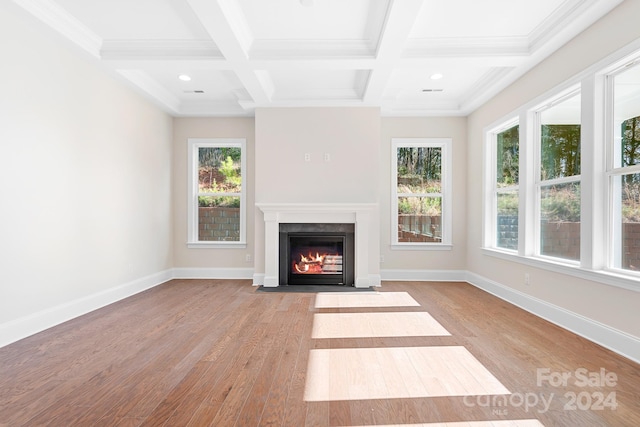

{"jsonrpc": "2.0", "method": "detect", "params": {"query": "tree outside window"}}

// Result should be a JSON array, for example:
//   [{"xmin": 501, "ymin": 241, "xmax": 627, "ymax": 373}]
[{"xmin": 495, "ymin": 124, "xmax": 519, "ymax": 250}]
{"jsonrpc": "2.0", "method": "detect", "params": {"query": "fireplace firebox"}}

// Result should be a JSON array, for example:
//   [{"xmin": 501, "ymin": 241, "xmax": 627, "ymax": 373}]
[{"xmin": 279, "ymin": 223, "xmax": 354, "ymax": 286}]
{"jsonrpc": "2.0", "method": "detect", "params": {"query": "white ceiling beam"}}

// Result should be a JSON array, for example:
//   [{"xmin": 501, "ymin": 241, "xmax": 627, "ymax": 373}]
[
  {"xmin": 116, "ymin": 70, "xmax": 181, "ymax": 114},
  {"xmin": 12, "ymin": 0, "xmax": 102, "ymax": 58},
  {"xmin": 100, "ymin": 40, "xmax": 222, "ymax": 60},
  {"xmin": 186, "ymin": 0, "xmax": 272, "ymax": 105},
  {"xmin": 363, "ymin": 0, "xmax": 424, "ymax": 104}
]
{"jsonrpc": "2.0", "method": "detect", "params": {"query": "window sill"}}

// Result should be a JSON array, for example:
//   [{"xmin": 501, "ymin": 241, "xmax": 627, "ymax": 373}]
[
  {"xmin": 482, "ymin": 247, "xmax": 640, "ymax": 292},
  {"xmin": 188, "ymin": 242, "xmax": 246, "ymax": 249},
  {"xmin": 391, "ymin": 243, "xmax": 453, "ymax": 251}
]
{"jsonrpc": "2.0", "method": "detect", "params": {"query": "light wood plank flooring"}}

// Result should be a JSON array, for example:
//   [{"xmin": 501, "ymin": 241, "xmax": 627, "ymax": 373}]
[{"xmin": 0, "ymin": 280, "xmax": 638, "ymax": 426}]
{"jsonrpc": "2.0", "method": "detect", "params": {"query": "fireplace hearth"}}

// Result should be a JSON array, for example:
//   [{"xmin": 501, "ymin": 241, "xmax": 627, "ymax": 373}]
[{"xmin": 279, "ymin": 223, "xmax": 354, "ymax": 286}]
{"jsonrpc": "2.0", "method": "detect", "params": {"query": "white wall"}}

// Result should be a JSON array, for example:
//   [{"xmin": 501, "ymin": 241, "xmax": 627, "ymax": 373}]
[
  {"xmin": 254, "ymin": 107, "xmax": 381, "ymax": 204},
  {"xmin": 380, "ymin": 117, "xmax": 467, "ymax": 273},
  {"xmin": 254, "ymin": 107, "xmax": 381, "ymax": 280},
  {"xmin": 466, "ymin": 0, "xmax": 640, "ymax": 339},
  {"xmin": 0, "ymin": 4, "xmax": 173, "ymax": 344}
]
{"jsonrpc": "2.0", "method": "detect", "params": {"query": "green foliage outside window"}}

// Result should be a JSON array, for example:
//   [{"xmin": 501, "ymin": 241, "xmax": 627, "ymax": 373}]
[
  {"xmin": 397, "ymin": 146, "xmax": 442, "ymax": 215},
  {"xmin": 197, "ymin": 147, "xmax": 242, "ymax": 208},
  {"xmin": 398, "ymin": 197, "xmax": 441, "ymax": 216},
  {"xmin": 198, "ymin": 147, "xmax": 242, "ymax": 194},
  {"xmin": 622, "ymin": 117, "xmax": 640, "ymax": 168},
  {"xmin": 497, "ymin": 125, "xmax": 519, "ymax": 187},
  {"xmin": 397, "ymin": 147, "xmax": 441, "ymax": 193},
  {"xmin": 541, "ymin": 125, "xmax": 581, "ymax": 180},
  {"xmin": 540, "ymin": 183, "xmax": 581, "ymax": 223},
  {"xmin": 619, "ymin": 117, "xmax": 640, "ymax": 222}
]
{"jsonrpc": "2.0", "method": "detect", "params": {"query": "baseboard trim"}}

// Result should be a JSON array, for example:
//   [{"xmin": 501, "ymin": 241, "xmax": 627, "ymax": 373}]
[
  {"xmin": 0, "ymin": 269, "xmax": 173, "ymax": 348},
  {"xmin": 381, "ymin": 269, "xmax": 467, "ymax": 282},
  {"xmin": 465, "ymin": 271, "xmax": 640, "ymax": 364},
  {"xmin": 252, "ymin": 273, "xmax": 265, "ymax": 286},
  {"xmin": 171, "ymin": 267, "xmax": 254, "ymax": 280}
]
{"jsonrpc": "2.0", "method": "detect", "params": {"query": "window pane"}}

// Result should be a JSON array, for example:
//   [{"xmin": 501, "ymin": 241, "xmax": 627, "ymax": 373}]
[
  {"xmin": 540, "ymin": 95, "xmax": 581, "ymax": 180},
  {"xmin": 620, "ymin": 116, "xmax": 640, "ymax": 167},
  {"xmin": 198, "ymin": 147, "xmax": 242, "ymax": 193},
  {"xmin": 540, "ymin": 182, "xmax": 580, "ymax": 260},
  {"xmin": 397, "ymin": 196, "xmax": 441, "ymax": 242},
  {"xmin": 615, "ymin": 174, "xmax": 640, "ymax": 271},
  {"xmin": 198, "ymin": 196, "xmax": 241, "ymax": 242},
  {"xmin": 614, "ymin": 63, "xmax": 640, "ymax": 168},
  {"xmin": 497, "ymin": 191, "xmax": 518, "ymax": 250},
  {"xmin": 397, "ymin": 147, "xmax": 441, "ymax": 194},
  {"xmin": 496, "ymin": 125, "xmax": 519, "ymax": 187}
]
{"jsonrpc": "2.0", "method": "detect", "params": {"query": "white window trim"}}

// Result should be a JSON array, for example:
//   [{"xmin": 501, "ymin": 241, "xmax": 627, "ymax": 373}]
[
  {"xmin": 481, "ymin": 38, "xmax": 640, "ymax": 292},
  {"xmin": 486, "ymin": 119, "xmax": 520, "ymax": 253},
  {"xmin": 187, "ymin": 138, "xmax": 247, "ymax": 249},
  {"xmin": 391, "ymin": 138, "xmax": 452, "ymax": 250}
]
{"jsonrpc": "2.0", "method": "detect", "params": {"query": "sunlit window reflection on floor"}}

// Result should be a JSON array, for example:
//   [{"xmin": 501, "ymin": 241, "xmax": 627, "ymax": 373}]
[
  {"xmin": 311, "ymin": 312, "xmax": 451, "ymax": 339},
  {"xmin": 344, "ymin": 420, "xmax": 545, "ymax": 427},
  {"xmin": 314, "ymin": 291, "xmax": 420, "ymax": 308},
  {"xmin": 304, "ymin": 346, "xmax": 510, "ymax": 401}
]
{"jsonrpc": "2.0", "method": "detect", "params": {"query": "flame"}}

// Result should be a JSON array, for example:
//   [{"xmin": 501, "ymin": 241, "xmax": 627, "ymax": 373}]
[
  {"xmin": 300, "ymin": 252, "xmax": 324, "ymax": 264},
  {"xmin": 293, "ymin": 252, "xmax": 334, "ymax": 274}
]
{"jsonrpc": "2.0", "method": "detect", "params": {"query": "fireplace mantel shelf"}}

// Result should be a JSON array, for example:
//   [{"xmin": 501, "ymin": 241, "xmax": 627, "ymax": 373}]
[{"xmin": 256, "ymin": 202, "xmax": 378, "ymax": 213}]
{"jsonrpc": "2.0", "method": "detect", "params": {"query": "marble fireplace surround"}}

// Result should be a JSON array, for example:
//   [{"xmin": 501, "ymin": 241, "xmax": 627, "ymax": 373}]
[{"xmin": 256, "ymin": 203, "xmax": 378, "ymax": 288}]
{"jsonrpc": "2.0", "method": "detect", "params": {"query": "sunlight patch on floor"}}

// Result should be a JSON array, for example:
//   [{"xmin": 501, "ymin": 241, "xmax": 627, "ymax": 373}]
[
  {"xmin": 311, "ymin": 311, "xmax": 451, "ymax": 339},
  {"xmin": 314, "ymin": 291, "xmax": 420, "ymax": 308},
  {"xmin": 345, "ymin": 420, "xmax": 545, "ymax": 427},
  {"xmin": 304, "ymin": 346, "xmax": 510, "ymax": 401}
]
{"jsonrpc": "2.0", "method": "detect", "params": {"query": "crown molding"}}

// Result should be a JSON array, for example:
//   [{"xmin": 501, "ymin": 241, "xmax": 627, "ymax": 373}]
[
  {"xmin": 459, "ymin": 66, "xmax": 516, "ymax": 114},
  {"xmin": 528, "ymin": 0, "xmax": 623, "ymax": 53},
  {"xmin": 404, "ymin": 36, "xmax": 530, "ymax": 58}
]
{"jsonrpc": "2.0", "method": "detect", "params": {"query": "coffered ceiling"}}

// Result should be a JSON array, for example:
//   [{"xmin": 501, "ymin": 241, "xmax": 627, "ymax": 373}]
[{"xmin": 14, "ymin": 0, "xmax": 623, "ymax": 116}]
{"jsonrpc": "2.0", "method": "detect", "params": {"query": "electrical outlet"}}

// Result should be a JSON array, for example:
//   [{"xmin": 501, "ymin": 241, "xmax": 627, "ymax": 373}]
[
  {"xmin": 380, "ymin": 255, "xmax": 385, "ymax": 263},
  {"xmin": 524, "ymin": 273, "xmax": 530, "ymax": 286},
  {"xmin": 245, "ymin": 254, "xmax": 252, "ymax": 263},
  {"xmin": 324, "ymin": 153, "xmax": 331, "ymax": 162},
  {"xmin": 304, "ymin": 153, "xmax": 311, "ymax": 162}
]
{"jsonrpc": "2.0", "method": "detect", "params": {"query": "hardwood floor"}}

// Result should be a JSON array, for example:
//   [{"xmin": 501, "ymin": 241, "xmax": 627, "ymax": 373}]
[{"xmin": 1, "ymin": 280, "xmax": 639, "ymax": 426}]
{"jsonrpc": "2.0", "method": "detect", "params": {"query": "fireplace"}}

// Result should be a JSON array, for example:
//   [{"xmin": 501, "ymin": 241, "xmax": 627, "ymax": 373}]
[
  {"xmin": 279, "ymin": 223, "xmax": 354, "ymax": 286},
  {"xmin": 255, "ymin": 203, "xmax": 379, "ymax": 288}
]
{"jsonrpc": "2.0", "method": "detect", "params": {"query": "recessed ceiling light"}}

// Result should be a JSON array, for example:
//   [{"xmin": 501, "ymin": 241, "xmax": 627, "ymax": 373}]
[
  {"xmin": 430, "ymin": 73, "xmax": 443, "ymax": 80},
  {"xmin": 178, "ymin": 74, "xmax": 192, "ymax": 82}
]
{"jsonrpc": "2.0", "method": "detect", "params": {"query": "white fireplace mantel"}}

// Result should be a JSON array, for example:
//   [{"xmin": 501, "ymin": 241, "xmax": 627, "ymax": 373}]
[{"xmin": 256, "ymin": 203, "xmax": 378, "ymax": 288}]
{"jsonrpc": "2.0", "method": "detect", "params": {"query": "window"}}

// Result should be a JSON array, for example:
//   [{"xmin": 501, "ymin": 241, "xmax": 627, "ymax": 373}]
[
  {"xmin": 392, "ymin": 138, "xmax": 452, "ymax": 248},
  {"xmin": 608, "ymin": 59, "xmax": 640, "ymax": 272},
  {"xmin": 493, "ymin": 123, "xmax": 520, "ymax": 251},
  {"xmin": 535, "ymin": 91, "xmax": 581, "ymax": 261},
  {"xmin": 482, "ymin": 41, "xmax": 640, "ymax": 291},
  {"xmin": 187, "ymin": 138, "xmax": 246, "ymax": 248}
]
